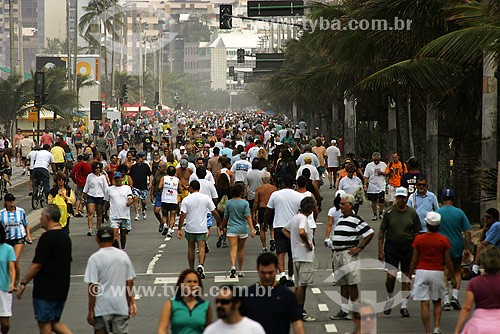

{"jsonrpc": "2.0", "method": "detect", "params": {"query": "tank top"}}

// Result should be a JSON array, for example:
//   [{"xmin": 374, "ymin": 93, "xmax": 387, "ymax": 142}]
[
  {"xmin": 170, "ymin": 297, "xmax": 209, "ymax": 334},
  {"xmin": 122, "ymin": 176, "xmax": 130, "ymax": 185},
  {"xmin": 161, "ymin": 176, "xmax": 179, "ymax": 204},
  {"xmin": 151, "ymin": 160, "xmax": 160, "ymax": 175},
  {"xmin": 107, "ymin": 164, "xmax": 118, "ymax": 180}
]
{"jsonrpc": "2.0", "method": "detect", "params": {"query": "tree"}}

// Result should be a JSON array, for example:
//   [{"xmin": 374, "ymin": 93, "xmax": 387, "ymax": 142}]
[{"xmin": 0, "ymin": 75, "xmax": 32, "ymax": 136}]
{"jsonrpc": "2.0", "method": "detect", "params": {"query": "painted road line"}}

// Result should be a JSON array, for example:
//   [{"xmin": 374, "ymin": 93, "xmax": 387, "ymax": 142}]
[
  {"xmin": 318, "ymin": 304, "xmax": 329, "ymax": 312},
  {"xmin": 325, "ymin": 324, "xmax": 338, "ymax": 333},
  {"xmin": 154, "ymin": 277, "xmax": 178, "ymax": 284},
  {"xmin": 311, "ymin": 288, "xmax": 321, "ymax": 294},
  {"xmin": 214, "ymin": 276, "xmax": 239, "ymax": 283},
  {"xmin": 146, "ymin": 253, "xmax": 162, "ymax": 275},
  {"xmin": 159, "ymin": 244, "xmax": 166, "ymax": 249}
]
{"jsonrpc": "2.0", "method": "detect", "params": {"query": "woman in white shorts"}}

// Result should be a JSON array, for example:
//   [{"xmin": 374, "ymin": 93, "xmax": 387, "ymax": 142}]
[{"xmin": 222, "ymin": 183, "xmax": 255, "ymax": 278}]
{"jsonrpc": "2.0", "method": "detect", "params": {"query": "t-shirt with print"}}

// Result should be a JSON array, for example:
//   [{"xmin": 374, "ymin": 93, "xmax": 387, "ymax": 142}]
[
  {"xmin": 363, "ymin": 161, "xmax": 387, "ymax": 193},
  {"xmin": 384, "ymin": 161, "xmax": 407, "ymax": 187},
  {"xmin": 224, "ymin": 199, "xmax": 250, "ymax": 234},
  {"xmin": 105, "ymin": 185, "xmax": 133, "ymax": 220},
  {"xmin": 0, "ymin": 243, "xmax": 15, "ymax": 291},
  {"xmin": 412, "ymin": 232, "xmax": 451, "ymax": 271},
  {"xmin": 161, "ymin": 176, "xmax": 179, "ymax": 204}
]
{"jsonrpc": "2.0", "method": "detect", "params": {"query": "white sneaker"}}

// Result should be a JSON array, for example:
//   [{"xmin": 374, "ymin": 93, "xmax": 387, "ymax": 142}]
[
  {"xmin": 135, "ymin": 214, "xmax": 140, "ymax": 221},
  {"xmin": 142, "ymin": 210, "xmax": 147, "ymax": 219}
]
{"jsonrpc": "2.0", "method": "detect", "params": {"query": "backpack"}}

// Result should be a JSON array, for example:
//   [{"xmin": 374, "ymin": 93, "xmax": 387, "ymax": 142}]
[
  {"xmin": 277, "ymin": 160, "xmax": 291, "ymax": 177},
  {"xmin": 217, "ymin": 194, "xmax": 229, "ymax": 213}
]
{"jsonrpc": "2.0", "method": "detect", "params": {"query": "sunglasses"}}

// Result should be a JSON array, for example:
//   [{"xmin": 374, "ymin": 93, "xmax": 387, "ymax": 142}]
[
  {"xmin": 215, "ymin": 298, "xmax": 232, "ymax": 305},
  {"xmin": 485, "ymin": 215, "xmax": 493, "ymax": 219},
  {"xmin": 417, "ymin": 183, "xmax": 427, "ymax": 187},
  {"xmin": 360, "ymin": 313, "xmax": 376, "ymax": 320}
]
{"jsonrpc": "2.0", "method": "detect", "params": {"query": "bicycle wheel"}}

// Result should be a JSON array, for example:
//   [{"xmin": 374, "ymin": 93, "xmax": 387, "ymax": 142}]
[
  {"xmin": 31, "ymin": 188, "xmax": 39, "ymax": 210},
  {"xmin": 39, "ymin": 185, "xmax": 46, "ymax": 208},
  {"xmin": 0, "ymin": 179, "xmax": 4, "ymax": 201}
]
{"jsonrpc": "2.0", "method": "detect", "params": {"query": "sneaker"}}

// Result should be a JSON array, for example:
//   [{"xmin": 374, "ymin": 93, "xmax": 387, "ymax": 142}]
[
  {"xmin": 166, "ymin": 230, "xmax": 173, "ymax": 238},
  {"xmin": 400, "ymin": 308, "xmax": 410, "ymax": 317},
  {"xmin": 329, "ymin": 310, "xmax": 351, "ymax": 320},
  {"xmin": 22, "ymin": 171, "xmax": 26, "ymax": 176},
  {"xmin": 162, "ymin": 225, "xmax": 169, "ymax": 236},
  {"xmin": 329, "ymin": 185, "xmax": 333, "ymax": 189},
  {"xmin": 379, "ymin": 214, "xmax": 383, "ymax": 220},
  {"xmin": 285, "ymin": 279, "xmax": 295, "ymax": 287},
  {"xmin": 255, "ymin": 224, "xmax": 260, "ymax": 235},
  {"xmin": 216, "ymin": 235, "xmax": 223, "ymax": 248},
  {"xmin": 87, "ymin": 229, "xmax": 92, "ymax": 236},
  {"xmin": 222, "ymin": 241, "xmax": 229, "ymax": 248},
  {"xmin": 230, "ymin": 268, "xmax": 237, "ymax": 278},
  {"xmin": 135, "ymin": 214, "xmax": 140, "ymax": 221},
  {"xmin": 443, "ymin": 303, "xmax": 452, "ymax": 311},
  {"xmin": 302, "ymin": 311, "xmax": 316, "ymax": 322},
  {"xmin": 383, "ymin": 298, "xmax": 394, "ymax": 315},
  {"xmin": 262, "ymin": 247, "xmax": 268, "ymax": 252},
  {"xmin": 142, "ymin": 210, "xmax": 147, "ymax": 220},
  {"xmin": 279, "ymin": 276, "xmax": 288, "ymax": 285},
  {"xmin": 270, "ymin": 239, "xmax": 276, "ymax": 252},
  {"xmin": 372, "ymin": 215, "xmax": 378, "ymax": 221},
  {"xmin": 158, "ymin": 223, "xmax": 164, "ymax": 233},
  {"xmin": 196, "ymin": 247, "xmax": 199, "ymax": 254},
  {"xmin": 197, "ymin": 264, "xmax": 205, "ymax": 279},
  {"xmin": 238, "ymin": 271, "xmax": 245, "ymax": 277},
  {"xmin": 450, "ymin": 297, "xmax": 461, "ymax": 310},
  {"xmin": 433, "ymin": 328, "xmax": 442, "ymax": 334}
]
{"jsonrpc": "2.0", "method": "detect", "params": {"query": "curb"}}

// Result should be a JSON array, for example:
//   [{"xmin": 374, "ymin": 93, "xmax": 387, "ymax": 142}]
[
  {"xmin": 27, "ymin": 208, "xmax": 43, "ymax": 232},
  {"xmin": 10, "ymin": 178, "xmax": 30, "ymax": 193}
]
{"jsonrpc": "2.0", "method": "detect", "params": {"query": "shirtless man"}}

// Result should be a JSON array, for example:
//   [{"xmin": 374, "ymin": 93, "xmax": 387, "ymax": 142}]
[{"xmin": 175, "ymin": 159, "xmax": 193, "ymax": 213}]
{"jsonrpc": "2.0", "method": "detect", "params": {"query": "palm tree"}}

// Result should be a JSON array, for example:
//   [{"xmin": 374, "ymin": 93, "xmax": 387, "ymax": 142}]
[
  {"xmin": 42, "ymin": 68, "xmax": 78, "ymax": 129},
  {"xmin": 44, "ymin": 38, "xmax": 66, "ymax": 54},
  {"xmin": 0, "ymin": 75, "xmax": 32, "ymax": 137}
]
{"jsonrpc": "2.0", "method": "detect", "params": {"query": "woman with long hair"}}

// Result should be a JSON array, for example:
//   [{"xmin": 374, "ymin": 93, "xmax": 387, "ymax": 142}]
[
  {"xmin": 48, "ymin": 172, "xmax": 75, "ymax": 234},
  {"xmin": 158, "ymin": 269, "xmax": 212, "ymax": 334},
  {"xmin": 83, "ymin": 162, "xmax": 108, "ymax": 236}
]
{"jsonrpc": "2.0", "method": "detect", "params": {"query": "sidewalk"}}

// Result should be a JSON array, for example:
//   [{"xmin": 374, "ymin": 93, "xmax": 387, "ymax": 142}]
[{"xmin": 9, "ymin": 165, "xmax": 30, "ymax": 191}]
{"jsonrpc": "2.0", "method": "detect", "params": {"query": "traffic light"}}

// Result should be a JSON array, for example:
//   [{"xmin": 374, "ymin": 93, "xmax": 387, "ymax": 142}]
[
  {"xmin": 34, "ymin": 71, "xmax": 45, "ymax": 108},
  {"xmin": 121, "ymin": 84, "xmax": 128, "ymax": 102},
  {"xmin": 237, "ymin": 48, "xmax": 245, "ymax": 63},
  {"xmin": 155, "ymin": 91, "xmax": 159, "ymax": 105},
  {"xmin": 220, "ymin": 5, "xmax": 232, "ymax": 29},
  {"xmin": 228, "ymin": 66, "xmax": 235, "ymax": 77}
]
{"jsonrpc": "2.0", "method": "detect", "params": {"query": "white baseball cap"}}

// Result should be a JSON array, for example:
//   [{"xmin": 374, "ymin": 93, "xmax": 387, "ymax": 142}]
[
  {"xmin": 180, "ymin": 146, "xmax": 186, "ymax": 150},
  {"xmin": 395, "ymin": 187, "xmax": 408, "ymax": 197},
  {"xmin": 425, "ymin": 212, "xmax": 441, "ymax": 226}
]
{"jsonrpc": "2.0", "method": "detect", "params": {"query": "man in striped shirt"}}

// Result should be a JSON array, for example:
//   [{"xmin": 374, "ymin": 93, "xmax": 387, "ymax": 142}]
[{"xmin": 330, "ymin": 194, "xmax": 374, "ymax": 321}]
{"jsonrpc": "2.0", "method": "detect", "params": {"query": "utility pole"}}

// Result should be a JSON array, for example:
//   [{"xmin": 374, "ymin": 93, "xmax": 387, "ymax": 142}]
[
  {"xmin": 9, "ymin": 0, "xmax": 16, "ymax": 77},
  {"xmin": 18, "ymin": 0, "xmax": 24, "ymax": 79},
  {"xmin": 73, "ymin": 0, "xmax": 78, "ymax": 93},
  {"xmin": 159, "ymin": 39, "xmax": 163, "ymax": 106},
  {"xmin": 66, "ymin": 0, "xmax": 72, "ymax": 91}
]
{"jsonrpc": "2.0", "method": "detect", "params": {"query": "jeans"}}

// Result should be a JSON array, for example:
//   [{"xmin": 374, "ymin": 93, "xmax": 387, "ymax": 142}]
[{"xmin": 33, "ymin": 168, "xmax": 50, "ymax": 198}]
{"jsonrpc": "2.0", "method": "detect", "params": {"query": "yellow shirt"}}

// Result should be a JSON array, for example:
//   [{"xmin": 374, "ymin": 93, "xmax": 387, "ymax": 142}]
[{"xmin": 51, "ymin": 146, "xmax": 66, "ymax": 163}]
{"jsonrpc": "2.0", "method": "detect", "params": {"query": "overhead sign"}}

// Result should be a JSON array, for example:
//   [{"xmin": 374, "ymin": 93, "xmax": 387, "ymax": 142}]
[
  {"xmin": 36, "ymin": 55, "xmax": 100, "ymax": 81},
  {"xmin": 248, "ymin": 1, "xmax": 304, "ymax": 17},
  {"xmin": 28, "ymin": 108, "xmax": 38, "ymax": 123},
  {"xmin": 255, "ymin": 53, "xmax": 284, "ymax": 70}
]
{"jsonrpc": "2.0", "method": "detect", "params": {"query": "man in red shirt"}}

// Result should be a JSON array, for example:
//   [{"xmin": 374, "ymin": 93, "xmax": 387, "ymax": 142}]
[
  {"xmin": 409, "ymin": 212, "xmax": 456, "ymax": 334},
  {"xmin": 70, "ymin": 154, "xmax": 92, "ymax": 217},
  {"xmin": 40, "ymin": 130, "xmax": 53, "ymax": 147}
]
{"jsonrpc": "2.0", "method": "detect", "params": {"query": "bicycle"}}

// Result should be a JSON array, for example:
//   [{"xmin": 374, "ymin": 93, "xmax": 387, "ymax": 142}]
[
  {"xmin": 32, "ymin": 174, "xmax": 46, "ymax": 210},
  {"xmin": 0, "ymin": 173, "xmax": 6, "ymax": 201}
]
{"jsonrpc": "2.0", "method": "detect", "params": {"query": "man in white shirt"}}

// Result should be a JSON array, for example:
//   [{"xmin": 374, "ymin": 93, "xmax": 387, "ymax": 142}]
[
  {"xmin": 231, "ymin": 152, "xmax": 252, "ymax": 183},
  {"xmin": 178, "ymin": 180, "xmax": 221, "ymax": 278},
  {"xmin": 84, "ymin": 226, "xmax": 137, "ymax": 334},
  {"xmin": 118, "ymin": 141, "xmax": 129, "ymax": 164},
  {"xmin": 363, "ymin": 152, "xmax": 388, "ymax": 221},
  {"xmin": 32, "ymin": 144, "xmax": 56, "ymax": 198},
  {"xmin": 247, "ymin": 139, "xmax": 262, "ymax": 162},
  {"xmin": 264, "ymin": 174, "xmax": 303, "ymax": 287},
  {"xmin": 203, "ymin": 286, "xmax": 265, "ymax": 334},
  {"xmin": 326, "ymin": 140, "xmax": 341, "ymax": 189},
  {"xmin": 296, "ymin": 156, "xmax": 320, "ymax": 192},
  {"xmin": 295, "ymin": 146, "xmax": 320, "ymax": 168},
  {"xmin": 283, "ymin": 197, "xmax": 316, "ymax": 322}
]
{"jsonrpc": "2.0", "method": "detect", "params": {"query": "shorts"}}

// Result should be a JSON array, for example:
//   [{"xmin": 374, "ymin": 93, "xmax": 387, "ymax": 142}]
[
  {"xmin": 318, "ymin": 166, "xmax": 326, "ymax": 174},
  {"xmin": 387, "ymin": 185, "xmax": 397, "ymax": 203},
  {"xmin": 21, "ymin": 156, "xmax": 27, "ymax": 162},
  {"xmin": 367, "ymin": 191, "xmax": 385, "ymax": 203},
  {"xmin": 94, "ymin": 314, "xmax": 129, "ymax": 333},
  {"xmin": 110, "ymin": 218, "xmax": 131, "ymax": 231},
  {"xmin": 33, "ymin": 298, "xmax": 65, "ymax": 322},
  {"xmin": 87, "ymin": 196, "xmax": 104, "ymax": 206},
  {"xmin": 177, "ymin": 189, "xmax": 189, "ymax": 203},
  {"xmin": 132, "ymin": 188, "xmax": 148, "ymax": 200},
  {"xmin": 274, "ymin": 227, "xmax": 291, "ymax": 254},
  {"xmin": 258, "ymin": 207, "xmax": 266, "ymax": 225},
  {"xmin": 412, "ymin": 269, "xmax": 446, "ymax": 301},
  {"xmin": 55, "ymin": 163, "xmax": 66, "ymax": 171},
  {"xmin": 226, "ymin": 233, "xmax": 248, "ymax": 239},
  {"xmin": 162, "ymin": 203, "xmax": 178, "ymax": 212},
  {"xmin": 327, "ymin": 167, "xmax": 339, "ymax": 174},
  {"xmin": 75, "ymin": 143, "xmax": 83, "ymax": 149},
  {"xmin": 248, "ymin": 199, "xmax": 254, "ymax": 210},
  {"xmin": 185, "ymin": 232, "xmax": 207, "ymax": 242},
  {"xmin": 0, "ymin": 168, "xmax": 11, "ymax": 176},
  {"xmin": 333, "ymin": 251, "xmax": 361, "ymax": 285},
  {"xmin": 384, "ymin": 241, "xmax": 413, "ymax": 274},
  {"xmin": 294, "ymin": 261, "xmax": 314, "ymax": 287},
  {"xmin": 154, "ymin": 193, "xmax": 162, "ymax": 208},
  {"xmin": 207, "ymin": 213, "xmax": 214, "ymax": 228},
  {"xmin": 6, "ymin": 238, "xmax": 25, "ymax": 246},
  {"xmin": 75, "ymin": 186, "xmax": 84, "ymax": 202},
  {"xmin": 0, "ymin": 290, "xmax": 12, "ymax": 317}
]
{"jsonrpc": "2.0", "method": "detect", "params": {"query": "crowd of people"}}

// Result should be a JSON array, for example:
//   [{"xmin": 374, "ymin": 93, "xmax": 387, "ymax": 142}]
[{"xmin": 0, "ymin": 110, "xmax": 496, "ymax": 334}]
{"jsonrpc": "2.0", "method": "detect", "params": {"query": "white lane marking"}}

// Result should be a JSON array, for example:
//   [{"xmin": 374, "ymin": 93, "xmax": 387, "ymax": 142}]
[
  {"xmin": 316, "ymin": 222, "xmax": 324, "ymax": 225},
  {"xmin": 146, "ymin": 253, "xmax": 162, "ymax": 275},
  {"xmin": 154, "ymin": 277, "xmax": 178, "ymax": 284},
  {"xmin": 158, "ymin": 250, "xmax": 164, "ymax": 253},
  {"xmin": 311, "ymin": 288, "xmax": 321, "ymax": 294},
  {"xmin": 159, "ymin": 244, "xmax": 166, "ymax": 249},
  {"xmin": 214, "ymin": 276, "xmax": 239, "ymax": 283},
  {"xmin": 318, "ymin": 304, "xmax": 329, "ymax": 312},
  {"xmin": 165, "ymin": 237, "xmax": 172, "ymax": 241},
  {"xmin": 325, "ymin": 324, "xmax": 338, "ymax": 333}
]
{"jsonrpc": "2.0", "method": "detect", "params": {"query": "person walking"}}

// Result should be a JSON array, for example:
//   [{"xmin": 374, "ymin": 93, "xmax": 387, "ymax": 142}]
[
  {"xmin": 129, "ymin": 153, "xmax": 152, "ymax": 221},
  {"xmin": 203, "ymin": 286, "xmax": 265, "ymax": 334},
  {"xmin": 326, "ymin": 140, "xmax": 341, "ymax": 189},
  {"xmin": 70, "ymin": 154, "xmax": 92, "ymax": 217},
  {"xmin": 159, "ymin": 166, "xmax": 181, "ymax": 238},
  {"xmin": 83, "ymin": 162, "xmax": 109, "ymax": 236},
  {"xmin": 84, "ymin": 226, "xmax": 137, "ymax": 334},
  {"xmin": 383, "ymin": 152, "xmax": 407, "ymax": 206},
  {"xmin": 407, "ymin": 176, "xmax": 439, "ymax": 232},
  {"xmin": 178, "ymin": 181, "xmax": 221, "ymax": 279},
  {"xmin": 252, "ymin": 172, "xmax": 277, "ymax": 252},
  {"xmin": 158, "ymin": 269, "xmax": 212, "ymax": 334},
  {"xmin": 436, "ymin": 188, "xmax": 472, "ymax": 311},
  {"xmin": 223, "ymin": 183, "xmax": 255, "ymax": 278},
  {"xmin": 17, "ymin": 204, "xmax": 72, "ymax": 334},
  {"xmin": 47, "ymin": 172, "xmax": 75, "ymax": 235},
  {"xmin": 378, "ymin": 187, "xmax": 421, "ymax": 317},
  {"xmin": 363, "ymin": 152, "xmax": 387, "ymax": 221},
  {"xmin": 409, "ymin": 212, "xmax": 456, "ymax": 334},
  {"xmin": 0, "ymin": 224, "xmax": 15, "ymax": 333}
]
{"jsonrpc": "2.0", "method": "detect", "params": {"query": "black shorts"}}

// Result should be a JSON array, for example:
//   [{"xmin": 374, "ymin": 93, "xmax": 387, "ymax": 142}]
[
  {"xmin": 0, "ymin": 168, "xmax": 12, "ymax": 176},
  {"xmin": 367, "ymin": 191, "xmax": 385, "ymax": 203},
  {"xmin": 162, "ymin": 203, "xmax": 178, "ymax": 212},
  {"xmin": 274, "ymin": 227, "xmax": 291, "ymax": 254},
  {"xmin": 258, "ymin": 207, "xmax": 266, "ymax": 225},
  {"xmin": 248, "ymin": 199, "xmax": 254, "ymax": 210},
  {"xmin": 55, "ymin": 163, "xmax": 66, "ymax": 171},
  {"xmin": 384, "ymin": 240, "xmax": 413, "ymax": 274},
  {"xmin": 75, "ymin": 143, "xmax": 83, "ymax": 149},
  {"xmin": 6, "ymin": 238, "xmax": 25, "ymax": 247}
]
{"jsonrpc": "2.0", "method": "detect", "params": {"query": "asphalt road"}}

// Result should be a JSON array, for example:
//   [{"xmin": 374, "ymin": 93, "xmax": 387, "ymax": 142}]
[{"xmin": 9, "ymin": 179, "xmax": 466, "ymax": 334}]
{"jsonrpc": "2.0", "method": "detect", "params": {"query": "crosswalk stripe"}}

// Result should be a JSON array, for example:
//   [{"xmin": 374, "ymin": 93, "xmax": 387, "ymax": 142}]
[
  {"xmin": 159, "ymin": 244, "xmax": 166, "ymax": 248},
  {"xmin": 311, "ymin": 288, "xmax": 321, "ymax": 294},
  {"xmin": 325, "ymin": 324, "xmax": 338, "ymax": 333},
  {"xmin": 154, "ymin": 277, "xmax": 178, "ymax": 284},
  {"xmin": 214, "ymin": 276, "xmax": 239, "ymax": 283},
  {"xmin": 318, "ymin": 304, "xmax": 329, "ymax": 312}
]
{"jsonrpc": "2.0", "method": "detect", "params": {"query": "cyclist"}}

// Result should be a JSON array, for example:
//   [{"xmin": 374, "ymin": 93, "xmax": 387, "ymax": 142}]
[
  {"xmin": 0, "ymin": 193, "xmax": 31, "ymax": 289},
  {"xmin": 50, "ymin": 141, "xmax": 66, "ymax": 174},
  {"xmin": 32, "ymin": 144, "xmax": 56, "ymax": 199},
  {"xmin": 0, "ymin": 149, "xmax": 12, "ymax": 187}
]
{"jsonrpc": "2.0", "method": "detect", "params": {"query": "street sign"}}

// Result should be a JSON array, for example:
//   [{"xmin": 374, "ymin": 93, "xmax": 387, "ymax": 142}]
[
  {"xmin": 28, "ymin": 109, "xmax": 38, "ymax": 123},
  {"xmin": 248, "ymin": 1, "xmax": 304, "ymax": 17},
  {"xmin": 255, "ymin": 53, "xmax": 284, "ymax": 70}
]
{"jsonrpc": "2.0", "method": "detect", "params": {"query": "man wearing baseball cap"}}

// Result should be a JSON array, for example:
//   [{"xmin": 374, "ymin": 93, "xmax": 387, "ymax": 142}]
[
  {"xmin": 436, "ymin": 188, "xmax": 472, "ymax": 311},
  {"xmin": 379, "ymin": 187, "xmax": 421, "ymax": 317},
  {"xmin": 409, "ymin": 212, "xmax": 456, "ymax": 334}
]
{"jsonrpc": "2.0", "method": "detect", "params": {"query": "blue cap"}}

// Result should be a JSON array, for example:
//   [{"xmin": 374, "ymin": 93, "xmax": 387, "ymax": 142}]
[
  {"xmin": 113, "ymin": 172, "xmax": 123, "ymax": 179},
  {"xmin": 442, "ymin": 188, "xmax": 455, "ymax": 199}
]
